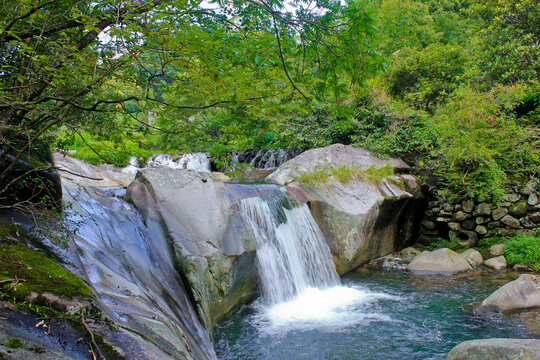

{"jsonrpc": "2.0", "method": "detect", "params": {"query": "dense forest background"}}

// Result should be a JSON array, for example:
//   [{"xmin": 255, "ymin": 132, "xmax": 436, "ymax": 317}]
[{"xmin": 1, "ymin": 0, "xmax": 539, "ymax": 207}]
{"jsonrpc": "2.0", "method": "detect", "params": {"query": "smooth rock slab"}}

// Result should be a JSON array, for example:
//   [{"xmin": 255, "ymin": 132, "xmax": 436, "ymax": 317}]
[
  {"xmin": 476, "ymin": 274, "xmax": 540, "ymax": 313},
  {"xmin": 408, "ymin": 248, "xmax": 472, "ymax": 274},
  {"xmin": 484, "ymin": 256, "xmax": 507, "ymax": 270},
  {"xmin": 446, "ymin": 339, "xmax": 540, "ymax": 360}
]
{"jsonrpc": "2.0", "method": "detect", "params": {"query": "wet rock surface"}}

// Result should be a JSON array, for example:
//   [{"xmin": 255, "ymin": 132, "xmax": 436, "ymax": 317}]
[{"xmin": 446, "ymin": 338, "xmax": 540, "ymax": 360}]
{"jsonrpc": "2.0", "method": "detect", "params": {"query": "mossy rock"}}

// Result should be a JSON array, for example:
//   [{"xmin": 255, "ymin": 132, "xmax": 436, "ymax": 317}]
[{"xmin": 0, "ymin": 245, "xmax": 93, "ymax": 300}]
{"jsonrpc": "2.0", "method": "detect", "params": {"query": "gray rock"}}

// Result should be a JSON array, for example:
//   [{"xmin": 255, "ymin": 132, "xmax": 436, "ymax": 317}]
[
  {"xmin": 500, "ymin": 214, "xmax": 521, "ymax": 229},
  {"xmin": 476, "ymin": 274, "xmax": 540, "ymax": 313},
  {"xmin": 521, "ymin": 180, "xmax": 537, "ymax": 195},
  {"xmin": 475, "ymin": 225, "xmax": 488, "ymax": 235},
  {"xmin": 475, "ymin": 216, "xmax": 485, "ymax": 225},
  {"xmin": 459, "ymin": 249, "xmax": 483, "ymax": 268},
  {"xmin": 509, "ymin": 200, "xmax": 528, "ymax": 218},
  {"xmin": 266, "ymin": 143, "xmax": 409, "ymax": 185},
  {"xmin": 488, "ymin": 243, "xmax": 506, "ymax": 257},
  {"xmin": 522, "ymin": 217, "xmax": 536, "ymax": 228},
  {"xmin": 267, "ymin": 144, "xmax": 421, "ymax": 274},
  {"xmin": 127, "ymin": 168, "xmax": 257, "ymax": 330},
  {"xmin": 436, "ymin": 217, "xmax": 451, "ymax": 222},
  {"xmin": 475, "ymin": 203, "xmax": 493, "ymax": 216},
  {"xmin": 528, "ymin": 193, "xmax": 538, "ymax": 206},
  {"xmin": 488, "ymin": 221, "xmax": 501, "ymax": 229},
  {"xmin": 484, "ymin": 256, "xmax": 507, "ymax": 270},
  {"xmin": 408, "ymin": 248, "xmax": 472, "ymax": 274},
  {"xmin": 421, "ymin": 219, "xmax": 437, "ymax": 230},
  {"xmin": 459, "ymin": 230, "xmax": 478, "ymax": 246},
  {"xmin": 503, "ymin": 193, "xmax": 521, "ymax": 203},
  {"xmin": 448, "ymin": 222, "xmax": 461, "ymax": 231},
  {"xmin": 529, "ymin": 212, "xmax": 540, "ymax": 224},
  {"xmin": 462, "ymin": 200, "xmax": 475, "ymax": 213},
  {"xmin": 513, "ymin": 263, "xmax": 533, "ymax": 272},
  {"xmin": 449, "ymin": 230, "xmax": 459, "ymax": 240},
  {"xmin": 462, "ymin": 219, "xmax": 476, "ymax": 230},
  {"xmin": 446, "ymin": 339, "xmax": 540, "ymax": 360},
  {"xmin": 491, "ymin": 207, "xmax": 508, "ymax": 221},
  {"xmin": 453, "ymin": 211, "xmax": 470, "ymax": 221},
  {"xmin": 443, "ymin": 203, "xmax": 454, "ymax": 212}
]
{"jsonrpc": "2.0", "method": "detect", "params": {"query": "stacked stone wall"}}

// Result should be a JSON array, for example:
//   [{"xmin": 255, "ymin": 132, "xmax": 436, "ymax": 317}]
[{"xmin": 420, "ymin": 180, "xmax": 540, "ymax": 245}]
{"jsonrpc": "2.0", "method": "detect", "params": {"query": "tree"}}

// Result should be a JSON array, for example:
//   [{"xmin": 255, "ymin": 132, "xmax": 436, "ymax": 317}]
[{"xmin": 0, "ymin": 0, "xmax": 381, "ymax": 210}]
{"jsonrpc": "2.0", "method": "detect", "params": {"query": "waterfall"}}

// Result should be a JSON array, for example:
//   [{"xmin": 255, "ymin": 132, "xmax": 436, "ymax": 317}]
[{"xmin": 240, "ymin": 194, "xmax": 339, "ymax": 305}]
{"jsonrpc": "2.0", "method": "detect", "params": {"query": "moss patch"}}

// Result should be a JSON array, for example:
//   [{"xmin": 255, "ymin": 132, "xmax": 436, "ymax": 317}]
[
  {"xmin": 5, "ymin": 338, "xmax": 24, "ymax": 349},
  {"xmin": 294, "ymin": 163, "xmax": 397, "ymax": 187},
  {"xmin": 0, "ymin": 245, "xmax": 93, "ymax": 300}
]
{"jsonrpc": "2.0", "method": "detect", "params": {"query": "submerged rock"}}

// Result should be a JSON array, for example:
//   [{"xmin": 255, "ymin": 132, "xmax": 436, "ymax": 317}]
[
  {"xmin": 266, "ymin": 144, "xmax": 421, "ymax": 274},
  {"xmin": 407, "ymin": 248, "xmax": 472, "ymax": 274},
  {"xmin": 446, "ymin": 338, "xmax": 540, "ymax": 360},
  {"xmin": 475, "ymin": 274, "xmax": 540, "ymax": 313}
]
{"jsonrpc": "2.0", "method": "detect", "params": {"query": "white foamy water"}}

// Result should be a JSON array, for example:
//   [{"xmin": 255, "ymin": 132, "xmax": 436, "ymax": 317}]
[
  {"xmin": 121, "ymin": 156, "xmax": 140, "ymax": 174},
  {"xmin": 141, "ymin": 153, "xmax": 211, "ymax": 172},
  {"xmin": 240, "ymin": 192, "xmax": 398, "ymax": 335},
  {"xmin": 252, "ymin": 285, "xmax": 397, "ymax": 334}
]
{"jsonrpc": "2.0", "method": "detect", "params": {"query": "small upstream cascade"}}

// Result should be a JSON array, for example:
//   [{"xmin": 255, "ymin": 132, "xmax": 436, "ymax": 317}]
[{"xmin": 238, "ymin": 189, "xmax": 392, "ymax": 334}]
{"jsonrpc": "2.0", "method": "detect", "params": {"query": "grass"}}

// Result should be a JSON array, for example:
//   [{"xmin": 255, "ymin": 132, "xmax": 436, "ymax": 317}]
[
  {"xmin": 294, "ymin": 163, "xmax": 396, "ymax": 186},
  {"xmin": 5, "ymin": 338, "xmax": 24, "ymax": 349}
]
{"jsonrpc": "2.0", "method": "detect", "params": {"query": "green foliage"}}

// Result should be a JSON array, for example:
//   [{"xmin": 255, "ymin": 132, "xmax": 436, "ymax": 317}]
[
  {"xmin": 427, "ymin": 85, "xmax": 539, "ymax": 200},
  {"xmin": 467, "ymin": 0, "xmax": 540, "ymax": 84},
  {"xmin": 5, "ymin": 338, "xmax": 24, "ymax": 349},
  {"xmin": 503, "ymin": 233, "xmax": 540, "ymax": 272},
  {"xmin": 388, "ymin": 43, "xmax": 468, "ymax": 110}
]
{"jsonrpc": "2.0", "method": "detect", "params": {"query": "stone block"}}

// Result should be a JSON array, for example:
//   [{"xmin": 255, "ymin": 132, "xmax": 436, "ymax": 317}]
[
  {"xmin": 475, "ymin": 225, "xmax": 488, "ymax": 235},
  {"xmin": 491, "ymin": 207, "xmax": 508, "ymax": 221},
  {"xmin": 527, "ymin": 193, "xmax": 538, "ymax": 206},
  {"xmin": 462, "ymin": 219, "xmax": 476, "ymax": 230},
  {"xmin": 462, "ymin": 200, "xmax": 475, "ymax": 213},
  {"xmin": 453, "ymin": 211, "xmax": 470, "ymax": 221},
  {"xmin": 500, "ymin": 214, "xmax": 520, "ymax": 229},
  {"xmin": 474, "ymin": 203, "xmax": 493, "ymax": 216}
]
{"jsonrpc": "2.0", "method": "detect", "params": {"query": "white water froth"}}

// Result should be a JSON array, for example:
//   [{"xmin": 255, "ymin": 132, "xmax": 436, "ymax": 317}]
[
  {"xmin": 240, "ymin": 193, "xmax": 398, "ymax": 335},
  {"xmin": 126, "ymin": 153, "xmax": 211, "ymax": 172},
  {"xmin": 252, "ymin": 285, "xmax": 399, "ymax": 334},
  {"xmin": 240, "ymin": 197, "xmax": 339, "ymax": 305}
]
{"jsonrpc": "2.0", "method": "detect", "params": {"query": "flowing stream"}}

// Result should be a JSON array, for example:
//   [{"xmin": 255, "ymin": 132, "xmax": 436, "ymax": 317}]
[{"xmin": 217, "ymin": 189, "xmax": 537, "ymax": 359}]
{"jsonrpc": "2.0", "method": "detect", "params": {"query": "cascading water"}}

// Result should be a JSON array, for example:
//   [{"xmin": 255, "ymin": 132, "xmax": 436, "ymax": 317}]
[
  {"xmin": 238, "ymin": 189, "xmax": 395, "ymax": 334},
  {"xmin": 64, "ymin": 181, "xmax": 217, "ymax": 359},
  {"xmin": 145, "ymin": 153, "xmax": 211, "ymax": 172},
  {"xmin": 240, "ymin": 196, "xmax": 339, "ymax": 304}
]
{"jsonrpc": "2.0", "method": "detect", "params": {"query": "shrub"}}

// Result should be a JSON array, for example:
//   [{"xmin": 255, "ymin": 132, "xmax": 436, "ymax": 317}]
[{"xmin": 503, "ymin": 233, "xmax": 540, "ymax": 272}]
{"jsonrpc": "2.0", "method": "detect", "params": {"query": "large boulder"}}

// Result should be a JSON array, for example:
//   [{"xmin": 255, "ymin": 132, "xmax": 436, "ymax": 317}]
[
  {"xmin": 126, "ymin": 167, "xmax": 258, "ymax": 330},
  {"xmin": 408, "ymin": 248, "xmax": 473, "ymax": 274},
  {"xmin": 446, "ymin": 339, "xmax": 540, "ymax": 360},
  {"xmin": 475, "ymin": 274, "xmax": 540, "ymax": 313},
  {"xmin": 266, "ymin": 144, "xmax": 421, "ymax": 274}
]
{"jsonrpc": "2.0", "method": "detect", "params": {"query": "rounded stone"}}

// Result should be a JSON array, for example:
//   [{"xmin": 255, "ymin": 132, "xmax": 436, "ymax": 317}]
[
  {"xmin": 503, "ymin": 193, "xmax": 521, "ymax": 203},
  {"xmin": 475, "ymin": 217, "xmax": 485, "ymax": 225},
  {"xmin": 500, "ymin": 215, "xmax": 521, "ymax": 229},
  {"xmin": 421, "ymin": 219, "xmax": 437, "ymax": 230},
  {"xmin": 459, "ymin": 249, "xmax": 483, "ymax": 268},
  {"xmin": 448, "ymin": 222, "xmax": 461, "ymax": 231},
  {"xmin": 475, "ymin": 225, "xmax": 488, "ymax": 235},
  {"xmin": 509, "ymin": 200, "xmax": 528, "ymax": 218},
  {"xmin": 453, "ymin": 211, "xmax": 470, "ymax": 221},
  {"xmin": 474, "ymin": 203, "xmax": 493, "ymax": 216},
  {"xmin": 491, "ymin": 207, "xmax": 508, "ymax": 221},
  {"xmin": 475, "ymin": 274, "xmax": 540, "ymax": 313},
  {"xmin": 488, "ymin": 243, "xmax": 506, "ymax": 257},
  {"xmin": 484, "ymin": 256, "xmax": 507, "ymax": 271},
  {"xmin": 408, "ymin": 248, "xmax": 472, "ymax": 274},
  {"xmin": 462, "ymin": 220, "xmax": 476, "ymax": 230},
  {"xmin": 528, "ymin": 193, "xmax": 539, "ymax": 206},
  {"xmin": 461, "ymin": 200, "xmax": 475, "ymax": 213},
  {"xmin": 446, "ymin": 339, "xmax": 540, "ymax": 360}
]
